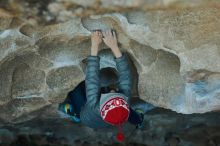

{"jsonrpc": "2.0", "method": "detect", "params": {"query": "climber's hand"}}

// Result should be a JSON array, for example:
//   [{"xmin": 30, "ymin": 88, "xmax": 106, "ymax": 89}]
[
  {"xmin": 91, "ymin": 30, "xmax": 102, "ymax": 56},
  {"xmin": 103, "ymin": 30, "xmax": 122, "ymax": 58}
]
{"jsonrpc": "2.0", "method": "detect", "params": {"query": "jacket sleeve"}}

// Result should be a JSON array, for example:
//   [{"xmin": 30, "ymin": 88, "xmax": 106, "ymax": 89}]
[
  {"xmin": 115, "ymin": 53, "xmax": 132, "ymax": 102},
  {"xmin": 85, "ymin": 55, "xmax": 100, "ymax": 107}
]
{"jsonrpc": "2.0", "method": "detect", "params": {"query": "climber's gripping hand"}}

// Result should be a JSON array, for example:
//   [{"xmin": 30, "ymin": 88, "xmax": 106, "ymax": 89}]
[
  {"xmin": 102, "ymin": 30, "xmax": 122, "ymax": 58},
  {"xmin": 91, "ymin": 30, "xmax": 103, "ymax": 56}
]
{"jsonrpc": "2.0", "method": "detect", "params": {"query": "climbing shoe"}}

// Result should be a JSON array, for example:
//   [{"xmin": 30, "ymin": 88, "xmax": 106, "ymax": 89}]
[
  {"xmin": 135, "ymin": 108, "xmax": 145, "ymax": 129},
  {"xmin": 58, "ymin": 103, "xmax": 72, "ymax": 114},
  {"xmin": 58, "ymin": 103, "xmax": 81, "ymax": 123}
]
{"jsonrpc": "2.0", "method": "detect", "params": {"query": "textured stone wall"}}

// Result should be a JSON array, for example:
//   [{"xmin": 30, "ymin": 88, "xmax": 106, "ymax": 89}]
[
  {"xmin": 0, "ymin": 0, "xmax": 220, "ymax": 122},
  {"xmin": 1, "ymin": 1, "xmax": 220, "ymax": 146}
]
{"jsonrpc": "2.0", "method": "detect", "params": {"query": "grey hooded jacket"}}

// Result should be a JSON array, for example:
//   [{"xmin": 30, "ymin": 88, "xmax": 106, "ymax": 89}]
[{"xmin": 80, "ymin": 53, "xmax": 132, "ymax": 129}]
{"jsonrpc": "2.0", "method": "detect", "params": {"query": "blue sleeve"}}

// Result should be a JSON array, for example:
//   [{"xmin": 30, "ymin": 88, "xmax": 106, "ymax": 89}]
[
  {"xmin": 85, "ymin": 56, "xmax": 100, "ymax": 107},
  {"xmin": 115, "ymin": 53, "xmax": 132, "ymax": 102}
]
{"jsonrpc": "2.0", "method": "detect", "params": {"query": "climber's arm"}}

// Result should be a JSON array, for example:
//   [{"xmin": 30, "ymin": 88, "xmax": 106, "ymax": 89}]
[
  {"xmin": 102, "ymin": 30, "xmax": 132, "ymax": 101},
  {"xmin": 85, "ymin": 31, "xmax": 102, "ymax": 107},
  {"xmin": 85, "ymin": 56, "xmax": 100, "ymax": 107},
  {"xmin": 115, "ymin": 53, "xmax": 132, "ymax": 102}
]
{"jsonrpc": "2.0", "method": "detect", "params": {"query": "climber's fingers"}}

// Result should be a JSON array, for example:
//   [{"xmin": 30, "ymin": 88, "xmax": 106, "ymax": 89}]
[
  {"xmin": 109, "ymin": 30, "xmax": 113, "ymax": 37},
  {"xmin": 91, "ymin": 31, "xmax": 97, "ymax": 36},
  {"xmin": 107, "ymin": 30, "xmax": 110, "ymax": 37},
  {"xmin": 91, "ymin": 30, "xmax": 102, "ymax": 39},
  {"xmin": 95, "ymin": 31, "xmax": 100, "ymax": 36},
  {"xmin": 104, "ymin": 30, "xmax": 109, "ymax": 37},
  {"xmin": 102, "ymin": 31, "xmax": 107, "ymax": 41},
  {"xmin": 112, "ymin": 30, "xmax": 117, "ymax": 39},
  {"xmin": 102, "ymin": 31, "xmax": 107, "ymax": 38},
  {"xmin": 97, "ymin": 31, "xmax": 102, "ymax": 38},
  {"xmin": 102, "ymin": 30, "xmax": 117, "ymax": 40}
]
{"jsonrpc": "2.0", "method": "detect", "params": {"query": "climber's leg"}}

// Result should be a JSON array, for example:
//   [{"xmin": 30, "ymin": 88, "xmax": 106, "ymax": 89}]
[
  {"xmin": 59, "ymin": 81, "xmax": 87, "ymax": 122},
  {"xmin": 66, "ymin": 81, "xmax": 87, "ymax": 114},
  {"xmin": 128, "ymin": 97, "xmax": 156, "ymax": 128},
  {"xmin": 128, "ymin": 108, "xmax": 144, "ymax": 128},
  {"xmin": 130, "ymin": 97, "xmax": 155, "ymax": 114}
]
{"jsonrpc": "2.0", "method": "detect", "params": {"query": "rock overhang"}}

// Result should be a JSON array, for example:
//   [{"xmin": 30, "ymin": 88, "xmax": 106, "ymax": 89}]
[{"xmin": 0, "ymin": 1, "xmax": 220, "ymax": 123}]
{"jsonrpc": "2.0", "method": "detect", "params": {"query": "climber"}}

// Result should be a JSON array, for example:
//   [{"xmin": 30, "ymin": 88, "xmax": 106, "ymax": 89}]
[{"xmin": 59, "ymin": 29, "xmax": 155, "ymax": 141}]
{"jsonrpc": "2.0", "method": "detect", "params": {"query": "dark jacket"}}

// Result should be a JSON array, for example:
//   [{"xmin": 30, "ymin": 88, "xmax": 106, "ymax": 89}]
[{"xmin": 80, "ymin": 53, "xmax": 132, "ymax": 128}]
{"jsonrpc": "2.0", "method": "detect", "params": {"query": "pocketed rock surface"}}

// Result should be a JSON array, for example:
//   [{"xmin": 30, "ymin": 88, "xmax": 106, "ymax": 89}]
[{"xmin": 0, "ymin": 0, "xmax": 220, "ymax": 145}]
